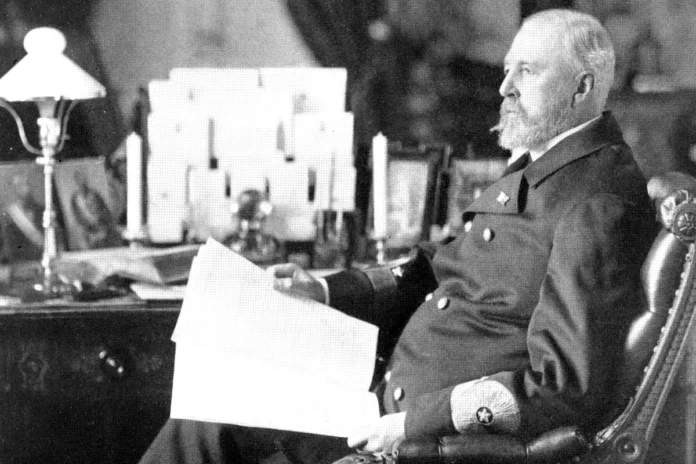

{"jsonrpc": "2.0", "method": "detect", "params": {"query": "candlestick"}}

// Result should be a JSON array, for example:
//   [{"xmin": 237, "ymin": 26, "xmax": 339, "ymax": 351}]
[
  {"xmin": 372, "ymin": 132, "xmax": 388, "ymax": 240},
  {"xmin": 375, "ymin": 237, "xmax": 387, "ymax": 265},
  {"xmin": 124, "ymin": 132, "xmax": 148, "ymax": 244}
]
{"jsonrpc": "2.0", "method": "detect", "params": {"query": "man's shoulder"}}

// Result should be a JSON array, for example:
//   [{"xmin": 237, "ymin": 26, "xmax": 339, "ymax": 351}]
[
  {"xmin": 548, "ymin": 142, "xmax": 648, "ymax": 202},
  {"xmin": 530, "ymin": 142, "xmax": 653, "ymax": 235}
]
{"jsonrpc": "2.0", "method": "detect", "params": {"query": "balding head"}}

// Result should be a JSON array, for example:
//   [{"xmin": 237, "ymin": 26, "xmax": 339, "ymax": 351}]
[{"xmin": 522, "ymin": 9, "xmax": 615, "ymax": 113}]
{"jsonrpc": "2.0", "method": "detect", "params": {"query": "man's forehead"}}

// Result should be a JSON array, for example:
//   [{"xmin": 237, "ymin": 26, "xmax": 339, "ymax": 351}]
[{"xmin": 504, "ymin": 25, "xmax": 564, "ymax": 66}]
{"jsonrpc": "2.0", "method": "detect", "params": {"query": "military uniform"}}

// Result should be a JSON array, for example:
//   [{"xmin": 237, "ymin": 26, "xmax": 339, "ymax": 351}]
[
  {"xmin": 139, "ymin": 112, "xmax": 656, "ymax": 463},
  {"xmin": 326, "ymin": 112, "xmax": 655, "ymax": 440}
]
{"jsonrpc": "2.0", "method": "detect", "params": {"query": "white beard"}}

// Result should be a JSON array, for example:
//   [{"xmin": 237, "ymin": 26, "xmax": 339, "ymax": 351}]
[{"xmin": 492, "ymin": 96, "xmax": 575, "ymax": 151}]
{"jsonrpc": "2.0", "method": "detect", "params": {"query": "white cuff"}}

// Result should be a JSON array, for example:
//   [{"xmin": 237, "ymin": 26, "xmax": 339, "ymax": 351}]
[
  {"xmin": 317, "ymin": 277, "xmax": 330, "ymax": 305},
  {"xmin": 450, "ymin": 378, "xmax": 520, "ymax": 434}
]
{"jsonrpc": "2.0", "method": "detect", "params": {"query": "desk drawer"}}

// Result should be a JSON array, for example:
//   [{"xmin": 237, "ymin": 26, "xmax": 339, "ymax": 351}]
[
  {"xmin": 0, "ymin": 313, "xmax": 176, "ymax": 396},
  {"xmin": 0, "ymin": 309, "xmax": 179, "ymax": 464}
]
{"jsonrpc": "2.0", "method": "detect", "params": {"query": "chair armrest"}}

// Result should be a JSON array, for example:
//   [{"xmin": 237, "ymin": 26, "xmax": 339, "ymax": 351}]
[
  {"xmin": 395, "ymin": 426, "xmax": 587, "ymax": 464},
  {"xmin": 396, "ymin": 434, "xmax": 525, "ymax": 464},
  {"xmin": 525, "ymin": 426, "xmax": 588, "ymax": 463}
]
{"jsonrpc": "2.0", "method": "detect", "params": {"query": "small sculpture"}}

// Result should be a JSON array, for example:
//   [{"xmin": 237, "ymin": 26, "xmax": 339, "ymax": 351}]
[{"xmin": 223, "ymin": 189, "xmax": 281, "ymax": 265}]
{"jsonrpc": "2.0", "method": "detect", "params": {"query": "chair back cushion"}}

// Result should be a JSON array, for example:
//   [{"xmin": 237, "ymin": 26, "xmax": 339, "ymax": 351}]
[{"xmin": 617, "ymin": 230, "xmax": 687, "ymax": 402}]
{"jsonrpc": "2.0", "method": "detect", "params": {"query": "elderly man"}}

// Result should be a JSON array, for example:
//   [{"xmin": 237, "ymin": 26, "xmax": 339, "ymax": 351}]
[{"xmin": 139, "ymin": 8, "xmax": 655, "ymax": 464}]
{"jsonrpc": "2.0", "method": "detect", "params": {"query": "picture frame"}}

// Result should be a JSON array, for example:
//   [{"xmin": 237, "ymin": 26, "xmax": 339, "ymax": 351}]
[
  {"xmin": 370, "ymin": 143, "xmax": 444, "ymax": 250},
  {"xmin": 0, "ymin": 161, "xmax": 46, "ymax": 263},
  {"xmin": 54, "ymin": 157, "xmax": 122, "ymax": 251},
  {"xmin": 445, "ymin": 158, "xmax": 507, "ymax": 234}
]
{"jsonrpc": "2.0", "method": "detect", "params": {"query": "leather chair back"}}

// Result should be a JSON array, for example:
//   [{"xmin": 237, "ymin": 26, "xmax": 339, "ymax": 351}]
[
  {"xmin": 587, "ymin": 184, "xmax": 696, "ymax": 463},
  {"xmin": 617, "ymin": 230, "xmax": 686, "ymax": 405}
]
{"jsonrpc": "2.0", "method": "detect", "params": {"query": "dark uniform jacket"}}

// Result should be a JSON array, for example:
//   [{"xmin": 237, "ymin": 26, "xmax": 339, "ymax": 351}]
[{"xmin": 324, "ymin": 112, "xmax": 656, "ymax": 440}]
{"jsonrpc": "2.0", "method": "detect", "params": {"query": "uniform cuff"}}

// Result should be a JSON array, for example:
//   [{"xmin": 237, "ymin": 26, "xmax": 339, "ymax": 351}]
[
  {"xmin": 450, "ymin": 378, "xmax": 520, "ymax": 434},
  {"xmin": 363, "ymin": 267, "xmax": 398, "ymax": 312}
]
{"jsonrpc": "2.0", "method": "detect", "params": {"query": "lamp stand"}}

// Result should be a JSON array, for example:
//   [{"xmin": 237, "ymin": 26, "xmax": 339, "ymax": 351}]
[
  {"xmin": 0, "ymin": 26, "xmax": 108, "ymax": 301},
  {"xmin": 32, "ymin": 115, "xmax": 72, "ymax": 297}
]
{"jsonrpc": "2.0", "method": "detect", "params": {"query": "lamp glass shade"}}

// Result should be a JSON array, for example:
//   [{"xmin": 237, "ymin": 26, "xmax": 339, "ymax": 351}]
[{"xmin": 0, "ymin": 27, "xmax": 105, "ymax": 102}]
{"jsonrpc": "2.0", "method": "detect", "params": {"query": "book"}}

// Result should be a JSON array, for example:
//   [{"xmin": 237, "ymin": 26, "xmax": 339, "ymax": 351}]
[{"xmin": 55, "ymin": 244, "xmax": 201, "ymax": 286}]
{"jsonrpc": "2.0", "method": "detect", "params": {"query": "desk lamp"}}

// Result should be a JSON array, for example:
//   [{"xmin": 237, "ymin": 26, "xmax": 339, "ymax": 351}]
[{"xmin": 0, "ymin": 27, "xmax": 106, "ymax": 299}]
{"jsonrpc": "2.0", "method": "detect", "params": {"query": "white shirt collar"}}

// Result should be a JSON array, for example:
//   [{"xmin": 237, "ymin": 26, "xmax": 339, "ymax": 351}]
[{"xmin": 527, "ymin": 116, "xmax": 599, "ymax": 161}]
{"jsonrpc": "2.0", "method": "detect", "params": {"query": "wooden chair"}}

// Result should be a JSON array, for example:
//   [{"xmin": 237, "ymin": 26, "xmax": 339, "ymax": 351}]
[{"xmin": 346, "ymin": 173, "xmax": 696, "ymax": 464}]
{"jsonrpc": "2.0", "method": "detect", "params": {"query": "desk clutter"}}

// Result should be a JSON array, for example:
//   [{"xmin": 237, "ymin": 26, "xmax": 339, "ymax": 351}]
[
  {"xmin": 138, "ymin": 67, "xmax": 356, "ymax": 260},
  {"xmin": 0, "ymin": 65, "xmax": 513, "ymax": 304},
  {"xmin": 0, "ymin": 157, "xmax": 122, "ymax": 263}
]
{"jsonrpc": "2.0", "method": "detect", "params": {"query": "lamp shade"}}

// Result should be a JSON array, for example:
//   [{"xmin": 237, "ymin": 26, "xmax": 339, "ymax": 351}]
[{"xmin": 0, "ymin": 27, "xmax": 105, "ymax": 102}]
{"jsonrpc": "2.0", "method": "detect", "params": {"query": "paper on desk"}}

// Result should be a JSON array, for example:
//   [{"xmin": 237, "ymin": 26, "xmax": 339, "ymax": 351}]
[
  {"xmin": 131, "ymin": 282, "xmax": 187, "ymax": 301},
  {"xmin": 170, "ymin": 239, "xmax": 380, "ymax": 437}
]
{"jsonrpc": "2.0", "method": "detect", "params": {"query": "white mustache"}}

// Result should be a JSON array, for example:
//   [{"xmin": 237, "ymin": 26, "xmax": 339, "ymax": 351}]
[
  {"xmin": 500, "ymin": 99, "xmax": 522, "ymax": 115},
  {"xmin": 491, "ymin": 100, "xmax": 524, "ymax": 133}
]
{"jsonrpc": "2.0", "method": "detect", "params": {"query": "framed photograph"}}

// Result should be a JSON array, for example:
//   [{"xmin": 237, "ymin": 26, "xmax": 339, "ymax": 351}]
[
  {"xmin": 446, "ymin": 158, "xmax": 507, "ymax": 234},
  {"xmin": 0, "ymin": 161, "xmax": 46, "ymax": 263},
  {"xmin": 370, "ymin": 144, "xmax": 444, "ymax": 249},
  {"xmin": 54, "ymin": 157, "xmax": 122, "ymax": 251}
]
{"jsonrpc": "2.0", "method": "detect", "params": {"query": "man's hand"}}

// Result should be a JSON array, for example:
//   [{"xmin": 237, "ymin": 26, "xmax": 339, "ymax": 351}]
[
  {"xmin": 347, "ymin": 412, "xmax": 406, "ymax": 455},
  {"xmin": 266, "ymin": 263, "xmax": 326, "ymax": 303}
]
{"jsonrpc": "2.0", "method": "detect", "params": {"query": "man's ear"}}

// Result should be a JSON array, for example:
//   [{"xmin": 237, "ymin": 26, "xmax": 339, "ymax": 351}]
[{"xmin": 572, "ymin": 73, "xmax": 594, "ymax": 106}]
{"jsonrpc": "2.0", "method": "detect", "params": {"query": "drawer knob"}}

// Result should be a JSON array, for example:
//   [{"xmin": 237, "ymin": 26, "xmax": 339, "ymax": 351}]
[{"xmin": 99, "ymin": 348, "xmax": 128, "ymax": 380}]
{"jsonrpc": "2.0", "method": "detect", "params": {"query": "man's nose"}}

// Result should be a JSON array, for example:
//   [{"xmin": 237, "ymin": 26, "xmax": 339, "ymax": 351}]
[{"xmin": 499, "ymin": 73, "xmax": 518, "ymax": 98}]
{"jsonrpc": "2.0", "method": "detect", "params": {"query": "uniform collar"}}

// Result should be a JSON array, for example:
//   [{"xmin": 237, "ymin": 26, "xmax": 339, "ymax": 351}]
[
  {"xmin": 528, "ymin": 116, "xmax": 598, "ymax": 161},
  {"xmin": 463, "ymin": 111, "xmax": 624, "ymax": 216},
  {"xmin": 524, "ymin": 111, "xmax": 624, "ymax": 188}
]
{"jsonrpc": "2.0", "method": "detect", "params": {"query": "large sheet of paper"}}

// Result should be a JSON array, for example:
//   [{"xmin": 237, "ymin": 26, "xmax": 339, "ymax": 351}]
[{"xmin": 170, "ymin": 239, "xmax": 380, "ymax": 437}]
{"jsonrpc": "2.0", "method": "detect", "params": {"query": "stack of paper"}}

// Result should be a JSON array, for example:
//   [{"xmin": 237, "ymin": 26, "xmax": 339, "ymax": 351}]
[
  {"xmin": 170, "ymin": 239, "xmax": 380, "ymax": 437},
  {"xmin": 146, "ymin": 67, "xmax": 356, "ymax": 244},
  {"xmin": 56, "ymin": 244, "xmax": 201, "ymax": 286}
]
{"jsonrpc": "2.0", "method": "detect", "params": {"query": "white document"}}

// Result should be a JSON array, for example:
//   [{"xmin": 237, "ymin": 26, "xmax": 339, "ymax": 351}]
[
  {"xmin": 131, "ymin": 283, "xmax": 187, "ymax": 301},
  {"xmin": 265, "ymin": 159, "xmax": 316, "ymax": 241},
  {"xmin": 169, "ymin": 67, "xmax": 260, "ymax": 89},
  {"xmin": 187, "ymin": 167, "xmax": 233, "ymax": 242},
  {"xmin": 293, "ymin": 112, "xmax": 354, "ymax": 168},
  {"xmin": 147, "ymin": 160, "xmax": 188, "ymax": 244},
  {"xmin": 259, "ymin": 67, "xmax": 347, "ymax": 114},
  {"xmin": 170, "ymin": 239, "xmax": 380, "ymax": 437},
  {"xmin": 148, "ymin": 112, "xmax": 211, "ymax": 168}
]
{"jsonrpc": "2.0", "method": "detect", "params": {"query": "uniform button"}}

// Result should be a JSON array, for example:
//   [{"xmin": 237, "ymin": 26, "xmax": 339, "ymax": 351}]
[
  {"xmin": 393, "ymin": 387, "xmax": 405, "ymax": 401},
  {"xmin": 384, "ymin": 371, "xmax": 392, "ymax": 382},
  {"xmin": 482, "ymin": 228, "xmax": 494, "ymax": 241},
  {"xmin": 425, "ymin": 293, "xmax": 433, "ymax": 302},
  {"xmin": 464, "ymin": 221, "xmax": 473, "ymax": 232},
  {"xmin": 476, "ymin": 407, "xmax": 494, "ymax": 425},
  {"xmin": 437, "ymin": 297, "xmax": 450, "ymax": 310}
]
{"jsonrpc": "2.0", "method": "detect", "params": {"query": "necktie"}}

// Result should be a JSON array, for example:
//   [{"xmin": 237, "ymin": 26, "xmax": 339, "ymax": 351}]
[{"xmin": 502, "ymin": 152, "xmax": 531, "ymax": 176}]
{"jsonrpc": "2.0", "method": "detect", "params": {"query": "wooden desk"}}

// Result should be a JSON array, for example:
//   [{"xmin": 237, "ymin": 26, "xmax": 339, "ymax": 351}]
[
  {"xmin": 0, "ymin": 297, "xmax": 692, "ymax": 463},
  {"xmin": 0, "ymin": 300, "xmax": 179, "ymax": 464}
]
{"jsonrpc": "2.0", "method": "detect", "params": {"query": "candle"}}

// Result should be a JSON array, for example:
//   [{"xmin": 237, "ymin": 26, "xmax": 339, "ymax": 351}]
[
  {"xmin": 126, "ymin": 132, "xmax": 144, "ymax": 235},
  {"xmin": 372, "ymin": 132, "xmax": 388, "ymax": 239}
]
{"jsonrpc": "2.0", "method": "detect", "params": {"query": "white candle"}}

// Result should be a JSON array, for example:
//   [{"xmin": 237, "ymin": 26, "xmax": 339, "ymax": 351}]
[
  {"xmin": 372, "ymin": 132, "xmax": 388, "ymax": 239},
  {"xmin": 126, "ymin": 132, "xmax": 143, "ymax": 234}
]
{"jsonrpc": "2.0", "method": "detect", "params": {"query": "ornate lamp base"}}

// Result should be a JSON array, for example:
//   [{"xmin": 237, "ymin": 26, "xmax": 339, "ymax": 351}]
[{"xmin": 10, "ymin": 268, "xmax": 75, "ymax": 303}]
